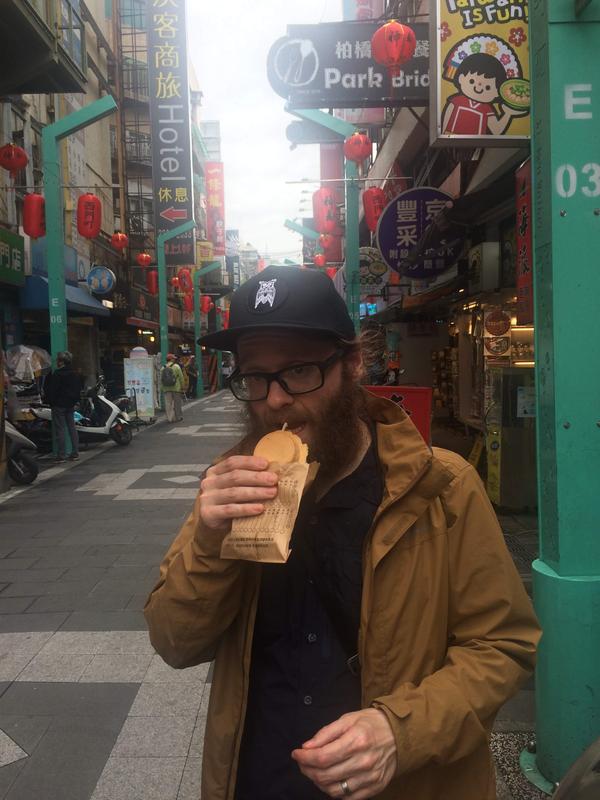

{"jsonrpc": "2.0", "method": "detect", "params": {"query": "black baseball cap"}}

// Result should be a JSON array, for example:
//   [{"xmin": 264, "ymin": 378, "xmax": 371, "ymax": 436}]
[{"xmin": 198, "ymin": 265, "xmax": 355, "ymax": 351}]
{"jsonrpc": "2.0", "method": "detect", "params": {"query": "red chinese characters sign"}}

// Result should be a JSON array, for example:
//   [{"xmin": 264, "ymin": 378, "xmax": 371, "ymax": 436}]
[
  {"xmin": 515, "ymin": 159, "xmax": 533, "ymax": 325},
  {"xmin": 205, "ymin": 162, "xmax": 225, "ymax": 256},
  {"xmin": 147, "ymin": 0, "xmax": 195, "ymax": 265}
]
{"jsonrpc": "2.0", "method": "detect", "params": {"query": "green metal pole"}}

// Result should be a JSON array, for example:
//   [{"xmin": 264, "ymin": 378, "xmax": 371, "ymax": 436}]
[
  {"xmin": 193, "ymin": 260, "xmax": 221, "ymax": 398},
  {"xmin": 345, "ymin": 159, "xmax": 360, "ymax": 334},
  {"xmin": 524, "ymin": 0, "xmax": 600, "ymax": 789},
  {"xmin": 284, "ymin": 219, "xmax": 320, "ymax": 240},
  {"xmin": 42, "ymin": 95, "xmax": 117, "ymax": 367},
  {"xmin": 285, "ymin": 108, "xmax": 360, "ymax": 331},
  {"xmin": 157, "ymin": 219, "xmax": 196, "ymax": 367}
]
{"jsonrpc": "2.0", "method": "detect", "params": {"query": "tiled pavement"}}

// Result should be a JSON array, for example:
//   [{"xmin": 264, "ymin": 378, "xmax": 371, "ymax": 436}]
[{"xmin": 0, "ymin": 391, "xmax": 543, "ymax": 799}]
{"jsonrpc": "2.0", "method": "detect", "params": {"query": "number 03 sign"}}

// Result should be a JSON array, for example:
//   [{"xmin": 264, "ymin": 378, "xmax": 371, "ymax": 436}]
[{"xmin": 555, "ymin": 163, "xmax": 600, "ymax": 199}]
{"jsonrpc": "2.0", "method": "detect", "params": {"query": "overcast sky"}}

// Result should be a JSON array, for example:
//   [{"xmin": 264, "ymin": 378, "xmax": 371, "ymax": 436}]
[{"xmin": 187, "ymin": 0, "xmax": 342, "ymax": 262}]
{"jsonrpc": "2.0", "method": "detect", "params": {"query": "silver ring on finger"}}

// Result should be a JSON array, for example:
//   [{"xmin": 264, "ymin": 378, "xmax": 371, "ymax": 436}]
[{"xmin": 340, "ymin": 778, "xmax": 351, "ymax": 796}]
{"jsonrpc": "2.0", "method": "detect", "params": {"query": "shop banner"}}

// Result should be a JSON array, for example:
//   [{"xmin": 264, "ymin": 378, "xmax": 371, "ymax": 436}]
[
  {"xmin": 376, "ymin": 187, "xmax": 459, "ymax": 279},
  {"xmin": 515, "ymin": 158, "xmax": 533, "ymax": 324},
  {"xmin": 147, "ymin": 0, "xmax": 195, "ymax": 264},
  {"xmin": 267, "ymin": 21, "xmax": 430, "ymax": 109},
  {"xmin": 124, "ymin": 357, "xmax": 156, "ymax": 419},
  {"xmin": 431, "ymin": 0, "xmax": 530, "ymax": 146},
  {"xmin": 359, "ymin": 247, "xmax": 389, "ymax": 297},
  {"xmin": 0, "ymin": 228, "xmax": 24, "ymax": 287},
  {"xmin": 129, "ymin": 287, "xmax": 159, "ymax": 324},
  {"xmin": 205, "ymin": 162, "xmax": 225, "ymax": 256}
]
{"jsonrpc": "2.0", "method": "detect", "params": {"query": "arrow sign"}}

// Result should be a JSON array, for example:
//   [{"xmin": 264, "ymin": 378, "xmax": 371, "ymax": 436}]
[{"xmin": 160, "ymin": 207, "xmax": 188, "ymax": 223}]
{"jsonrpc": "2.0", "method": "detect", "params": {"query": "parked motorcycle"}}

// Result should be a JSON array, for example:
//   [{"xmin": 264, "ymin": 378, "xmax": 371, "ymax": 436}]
[
  {"xmin": 14, "ymin": 376, "xmax": 132, "ymax": 450},
  {"xmin": 5, "ymin": 420, "xmax": 39, "ymax": 485}
]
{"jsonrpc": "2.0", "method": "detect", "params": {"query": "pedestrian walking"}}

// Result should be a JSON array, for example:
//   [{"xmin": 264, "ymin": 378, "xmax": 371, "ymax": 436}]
[
  {"xmin": 185, "ymin": 355, "xmax": 198, "ymax": 399},
  {"xmin": 145, "ymin": 266, "xmax": 540, "ymax": 800},
  {"xmin": 43, "ymin": 351, "xmax": 82, "ymax": 463},
  {"xmin": 160, "ymin": 353, "xmax": 184, "ymax": 422}
]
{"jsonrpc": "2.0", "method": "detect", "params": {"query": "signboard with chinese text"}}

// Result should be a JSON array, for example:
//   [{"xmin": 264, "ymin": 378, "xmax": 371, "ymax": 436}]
[
  {"xmin": 267, "ymin": 21, "xmax": 430, "ymax": 109},
  {"xmin": 147, "ymin": 0, "xmax": 195, "ymax": 264},
  {"xmin": 376, "ymin": 187, "xmax": 459, "ymax": 279},
  {"xmin": 359, "ymin": 247, "xmax": 389, "ymax": 297},
  {"xmin": 431, "ymin": 0, "xmax": 530, "ymax": 146},
  {"xmin": 124, "ymin": 356, "xmax": 156, "ymax": 419},
  {"xmin": 205, "ymin": 162, "xmax": 225, "ymax": 256},
  {"xmin": 515, "ymin": 158, "xmax": 533, "ymax": 324},
  {"xmin": 0, "ymin": 228, "xmax": 24, "ymax": 287},
  {"xmin": 129, "ymin": 287, "xmax": 159, "ymax": 324}
]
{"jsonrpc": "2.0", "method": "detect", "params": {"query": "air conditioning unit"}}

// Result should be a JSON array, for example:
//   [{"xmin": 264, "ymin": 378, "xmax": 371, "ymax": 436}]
[{"xmin": 468, "ymin": 242, "xmax": 500, "ymax": 294}]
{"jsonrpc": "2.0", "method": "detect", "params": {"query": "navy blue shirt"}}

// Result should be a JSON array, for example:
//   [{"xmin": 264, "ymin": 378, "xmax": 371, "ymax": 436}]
[{"xmin": 235, "ymin": 441, "xmax": 383, "ymax": 800}]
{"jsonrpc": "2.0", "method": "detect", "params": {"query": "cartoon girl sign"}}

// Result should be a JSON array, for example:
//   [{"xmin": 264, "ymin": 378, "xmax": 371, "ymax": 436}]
[{"xmin": 440, "ymin": 35, "xmax": 530, "ymax": 138}]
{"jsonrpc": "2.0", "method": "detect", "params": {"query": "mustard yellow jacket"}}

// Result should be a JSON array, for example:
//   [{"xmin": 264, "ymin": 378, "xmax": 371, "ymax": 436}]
[{"xmin": 144, "ymin": 392, "xmax": 541, "ymax": 800}]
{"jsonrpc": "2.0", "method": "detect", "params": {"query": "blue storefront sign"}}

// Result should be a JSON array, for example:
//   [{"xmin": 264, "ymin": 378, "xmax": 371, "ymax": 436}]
[
  {"xmin": 87, "ymin": 265, "xmax": 116, "ymax": 295},
  {"xmin": 376, "ymin": 187, "xmax": 459, "ymax": 279},
  {"xmin": 31, "ymin": 239, "xmax": 78, "ymax": 284}
]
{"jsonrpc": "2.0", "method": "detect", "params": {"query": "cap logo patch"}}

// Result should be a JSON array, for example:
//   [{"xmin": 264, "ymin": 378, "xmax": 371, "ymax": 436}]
[{"xmin": 255, "ymin": 279, "xmax": 277, "ymax": 309}]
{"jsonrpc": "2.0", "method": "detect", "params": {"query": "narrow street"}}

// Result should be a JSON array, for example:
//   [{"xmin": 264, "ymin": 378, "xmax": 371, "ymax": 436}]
[{"xmin": 0, "ymin": 391, "xmax": 541, "ymax": 800}]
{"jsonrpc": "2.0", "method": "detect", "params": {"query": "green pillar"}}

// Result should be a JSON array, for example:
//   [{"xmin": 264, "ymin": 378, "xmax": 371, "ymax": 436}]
[
  {"xmin": 41, "ymin": 95, "xmax": 117, "ymax": 366},
  {"xmin": 527, "ymin": 0, "xmax": 600, "ymax": 787},
  {"xmin": 193, "ymin": 260, "xmax": 221, "ymax": 398},
  {"xmin": 157, "ymin": 219, "xmax": 196, "ymax": 367}
]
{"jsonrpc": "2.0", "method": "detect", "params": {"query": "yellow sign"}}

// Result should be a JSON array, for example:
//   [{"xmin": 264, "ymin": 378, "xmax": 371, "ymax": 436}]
[
  {"xmin": 432, "ymin": 1, "xmax": 530, "ymax": 145},
  {"xmin": 196, "ymin": 240, "xmax": 214, "ymax": 262},
  {"xmin": 486, "ymin": 427, "xmax": 502, "ymax": 505}
]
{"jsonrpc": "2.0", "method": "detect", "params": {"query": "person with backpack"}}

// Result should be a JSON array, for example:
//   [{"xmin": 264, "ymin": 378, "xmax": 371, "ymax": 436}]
[{"xmin": 160, "ymin": 353, "xmax": 184, "ymax": 423}]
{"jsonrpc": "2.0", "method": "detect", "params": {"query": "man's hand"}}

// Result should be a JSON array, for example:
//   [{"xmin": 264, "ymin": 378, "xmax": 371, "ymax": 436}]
[
  {"xmin": 291, "ymin": 709, "xmax": 397, "ymax": 798},
  {"xmin": 199, "ymin": 456, "xmax": 279, "ymax": 531}
]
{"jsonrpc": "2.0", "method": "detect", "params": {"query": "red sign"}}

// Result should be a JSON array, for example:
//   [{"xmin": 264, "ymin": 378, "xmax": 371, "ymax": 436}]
[
  {"xmin": 205, "ymin": 162, "xmax": 225, "ymax": 256},
  {"xmin": 365, "ymin": 385, "xmax": 432, "ymax": 444},
  {"xmin": 515, "ymin": 159, "xmax": 533, "ymax": 325}
]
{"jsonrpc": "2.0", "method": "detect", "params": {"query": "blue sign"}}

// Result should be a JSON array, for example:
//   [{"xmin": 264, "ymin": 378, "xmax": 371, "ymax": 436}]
[
  {"xmin": 376, "ymin": 187, "xmax": 459, "ymax": 279},
  {"xmin": 31, "ymin": 239, "xmax": 78, "ymax": 283},
  {"xmin": 87, "ymin": 265, "xmax": 116, "ymax": 295}
]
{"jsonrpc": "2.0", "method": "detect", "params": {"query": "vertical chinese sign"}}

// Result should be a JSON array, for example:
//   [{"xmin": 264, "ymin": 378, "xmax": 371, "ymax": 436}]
[
  {"xmin": 515, "ymin": 158, "xmax": 533, "ymax": 325},
  {"xmin": 431, "ymin": 0, "xmax": 530, "ymax": 146},
  {"xmin": 147, "ymin": 0, "xmax": 195, "ymax": 264},
  {"xmin": 205, "ymin": 162, "xmax": 225, "ymax": 256}
]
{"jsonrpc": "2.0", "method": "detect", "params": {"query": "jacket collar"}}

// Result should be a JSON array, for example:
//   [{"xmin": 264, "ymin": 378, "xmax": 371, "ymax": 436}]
[{"xmin": 362, "ymin": 389, "xmax": 454, "ymax": 561}]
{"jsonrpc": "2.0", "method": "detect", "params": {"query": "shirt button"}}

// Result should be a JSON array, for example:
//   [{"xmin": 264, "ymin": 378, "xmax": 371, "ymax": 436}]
[
  {"xmin": 307, "ymin": 633, "xmax": 317, "ymax": 643},
  {"xmin": 303, "ymin": 695, "xmax": 313, "ymax": 705}
]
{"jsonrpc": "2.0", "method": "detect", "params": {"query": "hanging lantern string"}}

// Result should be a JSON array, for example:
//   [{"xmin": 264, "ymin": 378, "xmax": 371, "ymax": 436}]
[{"xmin": 286, "ymin": 176, "xmax": 414, "ymax": 184}]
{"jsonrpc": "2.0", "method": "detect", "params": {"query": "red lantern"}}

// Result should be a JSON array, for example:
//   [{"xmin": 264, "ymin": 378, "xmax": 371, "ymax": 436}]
[
  {"xmin": 146, "ymin": 269, "xmax": 158, "ymax": 296},
  {"xmin": 0, "ymin": 144, "xmax": 28, "ymax": 178},
  {"xmin": 363, "ymin": 187, "xmax": 387, "ymax": 232},
  {"xmin": 326, "ymin": 267, "xmax": 337, "ymax": 280},
  {"xmin": 222, "ymin": 310, "xmax": 230, "ymax": 329},
  {"xmin": 314, "ymin": 253, "xmax": 327, "ymax": 267},
  {"xmin": 318, "ymin": 233, "xmax": 334, "ymax": 250},
  {"xmin": 200, "ymin": 295, "xmax": 212, "ymax": 314},
  {"xmin": 23, "ymin": 193, "xmax": 46, "ymax": 239},
  {"xmin": 312, "ymin": 187, "xmax": 339, "ymax": 235},
  {"xmin": 177, "ymin": 267, "xmax": 193, "ymax": 293},
  {"xmin": 170, "ymin": 276, "xmax": 180, "ymax": 289},
  {"xmin": 209, "ymin": 301, "xmax": 215, "ymax": 311},
  {"xmin": 371, "ymin": 21, "xmax": 416, "ymax": 78},
  {"xmin": 183, "ymin": 294, "xmax": 194, "ymax": 313},
  {"xmin": 343, "ymin": 132, "xmax": 372, "ymax": 165},
  {"xmin": 77, "ymin": 193, "xmax": 102, "ymax": 239},
  {"xmin": 136, "ymin": 252, "xmax": 152, "ymax": 268},
  {"xmin": 111, "ymin": 231, "xmax": 129, "ymax": 251}
]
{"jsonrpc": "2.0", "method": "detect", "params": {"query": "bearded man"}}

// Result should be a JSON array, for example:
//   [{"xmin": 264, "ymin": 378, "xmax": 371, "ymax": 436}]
[{"xmin": 144, "ymin": 266, "xmax": 540, "ymax": 800}]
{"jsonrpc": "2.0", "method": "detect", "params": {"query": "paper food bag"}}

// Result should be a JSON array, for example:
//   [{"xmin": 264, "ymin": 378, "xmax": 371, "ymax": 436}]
[{"xmin": 220, "ymin": 429, "xmax": 318, "ymax": 563}]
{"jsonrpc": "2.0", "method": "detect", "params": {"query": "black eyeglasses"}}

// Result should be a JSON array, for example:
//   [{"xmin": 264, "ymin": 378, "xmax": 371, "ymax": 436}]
[{"xmin": 228, "ymin": 350, "xmax": 344, "ymax": 402}]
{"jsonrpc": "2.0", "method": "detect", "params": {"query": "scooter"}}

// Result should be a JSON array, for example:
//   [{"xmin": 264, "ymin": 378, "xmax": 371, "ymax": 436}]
[
  {"xmin": 16, "ymin": 377, "xmax": 132, "ymax": 449},
  {"xmin": 5, "ymin": 420, "xmax": 39, "ymax": 485}
]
